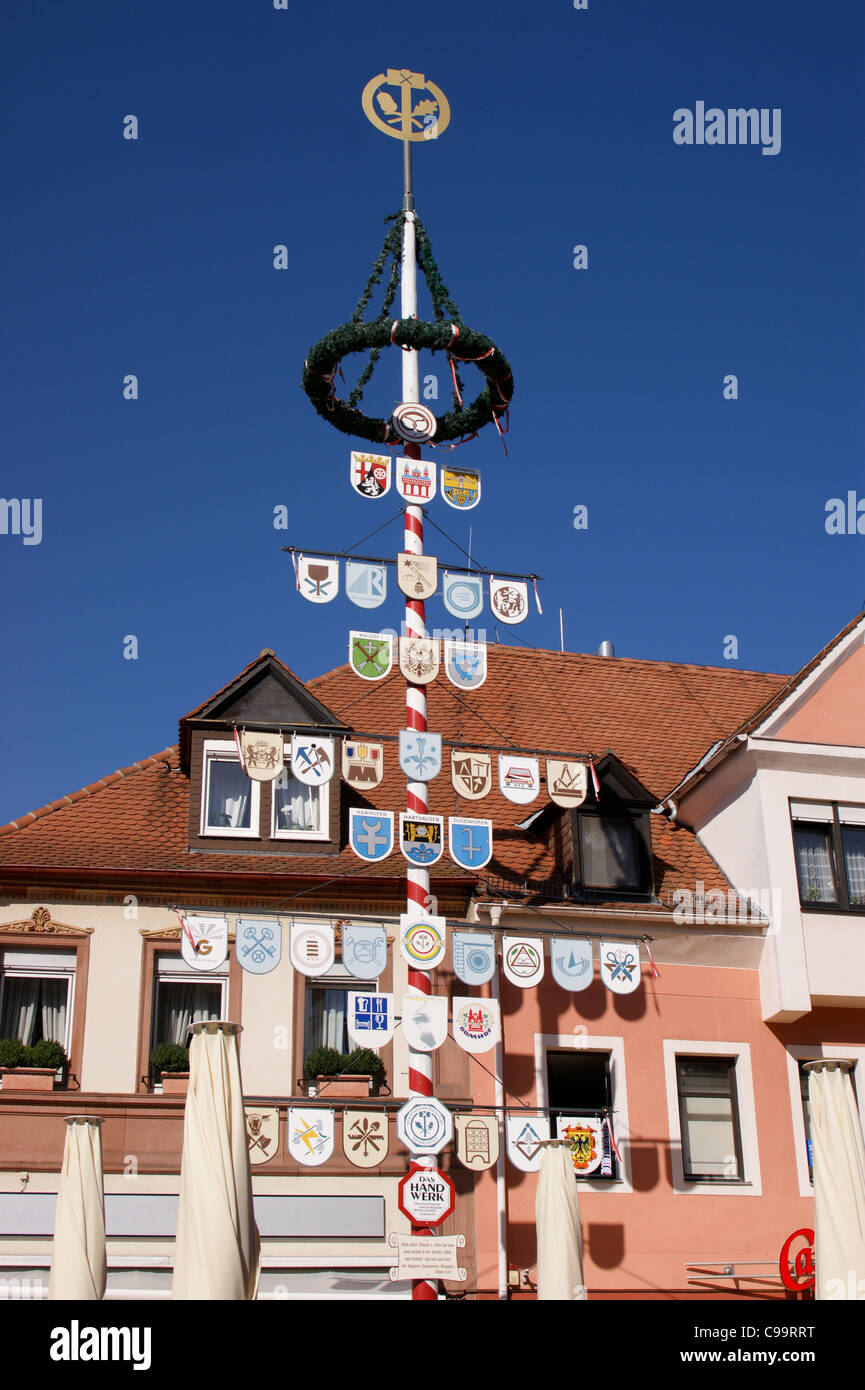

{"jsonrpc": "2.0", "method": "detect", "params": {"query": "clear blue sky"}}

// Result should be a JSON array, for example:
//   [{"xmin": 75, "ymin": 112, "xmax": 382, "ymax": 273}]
[{"xmin": 2, "ymin": 0, "xmax": 863, "ymax": 824}]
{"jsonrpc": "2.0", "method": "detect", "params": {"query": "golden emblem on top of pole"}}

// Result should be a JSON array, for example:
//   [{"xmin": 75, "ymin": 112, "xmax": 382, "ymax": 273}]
[{"xmin": 362, "ymin": 69, "xmax": 450, "ymax": 142}]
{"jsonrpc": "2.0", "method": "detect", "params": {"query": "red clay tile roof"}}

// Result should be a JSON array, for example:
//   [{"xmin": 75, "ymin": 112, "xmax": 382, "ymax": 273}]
[{"xmin": 0, "ymin": 645, "xmax": 788, "ymax": 902}]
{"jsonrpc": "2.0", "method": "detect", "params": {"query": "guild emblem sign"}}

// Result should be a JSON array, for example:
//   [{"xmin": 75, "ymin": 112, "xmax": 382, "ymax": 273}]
[
  {"xmin": 442, "ymin": 572, "xmax": 484, "ymax": 620},
  {"xmin": 557, "ymin": 1116, "xmax": 604, "ymax": 1175},
  {"xmin": 455, "ymin": 1115, "xmax": 499, "ymax": 1171},
  {"xmin": 506, "ymin": 1116, "xmax": 551, "ymax": 1172},
  {"xmin": 441, "ymin": 466, "xmax": 481, "ymax": 510},
  {"xmin": 342, "ymin": 739, "xmax": 384, "ymax": 787},
  {"xmin": 399, "ymin": 813, "xmax": 444, "ymax": 866},
  {"xmin": 236, "ymin": 917, "xmax": 282, "ymax": 975},
  {"xmin": 451, "ymin": 931, "xmax": 497, "ymax": 986},
  {"xmin": 498, "ymin": 755, "xmax": 540, "ymax": 805},
  {"xmin": 346, "ymin": 992, "xmax": 394, "ymax": 1049},
  {"xmin": 179, "ymin": 914, "xmax": 228, "ymax": 972},
  {"xmin": 399, "ymin": 636, "xmax": 440, "ymax": 684},
  {"xmin": 361, "ymin": 69, "xmax": 452, "ymax": 144},
  {"xmin": 392, "ymin": 402, "xmax": 437, "ymax": 442},
  {"xmin": 342, "ymin": 922, "xmax": 388, "ymax": 979},
  {"xmin": 397, "ymin": 1168, "xmax": 455, "ymax": 1227},
  {"xmin": 350, "ymin": 451, "xmax": 391, "ymax": 499},
  {"xmin": 239, "ymin": 731, "xmax": 283, "ymax": 781},
  {"xmin": 349, "ymin": 631, "xmax": 393, "ymax": 681},
  {"xmin": 448, "ymin": 816, "xmax": 493, "ymax": 871},
  {"xmin": 401, "ymin": 995, "xmax": 448, "ymax": 1052},
  {"xmin": 396, "ymin": 1096, "xmax": 453, "ymax": 1155},
  {"xmin": 345, "ymin": 560, "xmax": 387, "ymax": 609},
  {"xmin": 451, "ymin": 750, "xmax": 492, "ymax": 800},
  {"xmin": 550, "ymin": 937, "xmax": 594, "ymax": 992},
  {"xmin": 600, "ymin": 940, "xmax": 641, "ymax": 994},
  {"xmin": 489, "ymin": 577, "xmax": 528, "ymax": 625},
  {"xmin": 502, "ymin": 936, "xmax": 545, "ymax": 987},
  {"xmin": 397, "ymin": 553, "xmax": 437, "ymax": 599},
  {"xmin": 349, "ymin": 809, "xmax": 394, "ymax": 863},
  {"xmin": 343, "ymin": 1109, "xmax": 390, "ymax": 1168},
  {"xmin": 289, "ymin": 922, "xmax": 335, "ymax": 976},
  {"xmin": 451, "ymin": 997, "xmax": 501, "ymax": 1054},
  {"xmin": 399, "ymin": 732, "xmax": 442, "ymax": 782},
  {"xmin": 297, "ymin": 556, "xmax": 339, "ymax": 604},
  {"xmin": 291, "ymin": 735, "xmax": 334, "ymax": 785},
  {"xmin": 546, "ymin": 759, "xmax": 587, "ymax": 808},
  {"xmin": 444, "ymin": 639, "xmax": 487, "ymax": 690},
  {"xmin": 399, "ymin": 912, "xmax": 447, "ymax": 970},
  {"xmin": 395, "ymin": 456, "xmax": 437, "ymax": 503},
  {"xmin": 287, "ymin": 1108, "xmax": 335, "ymax": 1167},
  {"xmin": 246, "ymin": 1108, "xmax": 279, "ymax": 1166}
]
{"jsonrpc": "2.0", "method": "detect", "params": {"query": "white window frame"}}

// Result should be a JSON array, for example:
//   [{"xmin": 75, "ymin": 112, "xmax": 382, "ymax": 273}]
[
  {"xmin": 0, "ymin": 949, "xmax": 76, "ymax": 1055},
  {"xmin": 271, "ymin": 766, "xmax": 330, "ymax": 842},
  {"xmin": 784, "ymin": 1043, "xmax": 865, "ymax": 1197},
  {"xmin": 534, "ymin": 1032, "xmax": 632, "ymax": 1193},
  {"xmin": 663, "ymin": 1040, "xmax": 761, "ymax": 1196},
  {"xmin": 200, "ymin": 739, "xmax": 260, "ymax": 838}
]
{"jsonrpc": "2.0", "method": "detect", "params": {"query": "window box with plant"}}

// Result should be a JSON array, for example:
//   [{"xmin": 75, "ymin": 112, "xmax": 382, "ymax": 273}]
[
  {"xmin": 303, "ymin": 1045, "xmax": 385, "ymax": 1098},
  {"xmin": 0, "ymin": 1037, "xmax": 69, "ymax": 1091},
  {"xmin": 150, "ymin": 1042, "xmax": 190, "ymax": 1095}
]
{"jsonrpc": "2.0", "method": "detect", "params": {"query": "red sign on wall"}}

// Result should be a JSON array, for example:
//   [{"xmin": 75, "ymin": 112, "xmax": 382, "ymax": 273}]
[
  {"xmin": 398, "ymin": 1168, "xmax": 456, "ymax": 1227},
  {"xmin": 779, "ymin": 1228, "xmax": 815, "ymax": 1292}
]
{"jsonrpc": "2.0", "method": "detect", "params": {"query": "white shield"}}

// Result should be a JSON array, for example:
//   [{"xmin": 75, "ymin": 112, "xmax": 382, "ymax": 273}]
[
  {"xmin": 239, "ymin": 731, "xmax": 284, "ymax": 781},
  {"xmin": 397, "ymin": 553, "xmax": 437, "ymax": 599},
  {"xmin": 179, "ymin": 914, "xmax": 228, "ymax": 971},
  {"xmin": 451, "ymin": 931, "xmax": 497, "ymax": 986},
  {"xmin": 287, "ymin": 1108, "xmax": 334, "ymax": 1166},
  {"xmin": 399, "ymin": 732, "xmax": 442, "ymax": 782},
  {"xmin": 490, "ymin": 577, "xmax": 528, "ymax": 625},
  {"xmin": 396, "ymin": 1097, "xmax": 453, "ymax": 1155},
  {"xmin": 452, "ymin": 997, "xmax": 501, "ymax": 1054},
  {"xmin": 399, "ymin": 814, "xmax": 444, "ymax": 867},
  {"xmin": 346, "ymin": 992, "xmax": 394, "ymax": 1048},
  {"xmin": 444, "ymin": 639, "xmax": 487, "ymax": 690},
  {"xmin": 443, "ymin": 572, "xmax": 484, "ymax": 620},
  {"xmin": 392, "ymin": 403, "xmax": 437, "ymax": 443},
  {"xmin": 345, "ymin": 560, "xmax": 387, "ymax": 608},
  {"xmin": 343, "ymin": 1109, "xmax": 390, "ymax": 1168},
  {"xmin": 246, "ymin": 1107, "xmax": 279, "ymax": 1166},
  {"xmin": 297, "ymin": 556, "xmax": 339, "ymax": 603},
  {"xmin": 400, "ymin": 912, "xmax": 447, "ymax": 970},
  {"xmin": 395, "ymin": 456, "xmax": 437, "ymax": 503},
  {"xmin": 600, "ymin": 940, "xmax": 641, "ymax": 993},
  {"xmin": 399, "ymin": 637, "xmax": 440, "ymax": 684},
  {"xmin": 291, "ymin": 735, "xmax": 335, "ymax": 785},
  {"xmin": 401, "ymin": 995, "xmax": 448, "ymax": 1052},
  {"xmin": 350, "ymin": 451, "xmax": 391, "ymax": 499},
  {"xmin": 448, "ymin": 816, "xmax": 493, "ymax": 871},
  {"xmin": 547, "ymin": 759, "xmax": 587, "ymax": 808},
  {"xmin": 502, "ymin": 936, "xmax": 545, "ymax": 987},
  {"xmin": 550, "ymin": 937, "xmax": 594, "ymax": 991},
  {"xmin": 236, "ymin": 917, "xmax": 282, "ymax": 975},
  {"xmin": 441, "ymin": 466, "xmax": 481, "ymax": 510},
  {"xmin": 557, "ymin": 1115, "xmax": 605, "ymax": 1175},
  {"xmin": 451, "ymin": 750, "xmax": 492, "ymax": 800},
  {"xmin": 455, "ymin": 1115, "xmax": 500, "ymax": 1171},
  {"xmin": 498, "ymin": 754, "xmax": 540, "ymax": 804},
  {"xmin": 506, "ymin": 1116, "xmax": 551, "ymax": 1172},
  {"xmin": 349, "ymin": 631, "xmax": 393, "ymax": 681},
  {"xmin": 342, "ymin": 923, "xmax": 388, "ymax": 978},
  {"xmin": 290, "ymin": 922, "xmax": 335, "ymax": 976},
  {"xmin": 342, "ymin": 738, "xmax": 384, "ymax": 787}
]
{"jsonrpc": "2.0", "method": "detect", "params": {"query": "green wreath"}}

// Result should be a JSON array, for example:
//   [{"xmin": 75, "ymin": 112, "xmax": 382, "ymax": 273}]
[{"xmin": 301, "ymin": 212, "xmax": 513, "ymax": 446}]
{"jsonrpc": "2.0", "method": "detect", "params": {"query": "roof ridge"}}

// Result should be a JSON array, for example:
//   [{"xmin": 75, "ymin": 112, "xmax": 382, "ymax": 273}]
[{"xmin": 0, "ymin": 746, "xmax": 178, "ymax": 837}]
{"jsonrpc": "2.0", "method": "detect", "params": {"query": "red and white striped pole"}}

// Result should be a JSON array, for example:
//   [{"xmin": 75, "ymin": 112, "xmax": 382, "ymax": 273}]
[{"xmin": 400, "ymin": 159, "xmax": 438, "ymax": 1301}]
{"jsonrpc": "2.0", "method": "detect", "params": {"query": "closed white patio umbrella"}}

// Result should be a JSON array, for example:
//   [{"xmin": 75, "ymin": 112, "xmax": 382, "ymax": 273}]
[
  {"xmin": 48, "ymin": 1115, "xmax": 107, "ymax": 1300},
  {"xmin": 172, "ymin": 1020, "xmax": 260, "ymax": 1300},
  {"xmin": 805, "ymin": 1059, "xmax": 865, "ymax": 1300},
  {"xmin": 536, "ymin": 1142, "xmax": 587, "ymax": 1300}
]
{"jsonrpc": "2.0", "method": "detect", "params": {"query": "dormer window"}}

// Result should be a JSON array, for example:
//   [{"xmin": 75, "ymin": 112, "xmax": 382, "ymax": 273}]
[
  {"xmin": 272, "ymin": 768, "xmax": 329, "ymax": 841},
  {"xmin": 201, "ymin": 740, "xmax": 261, "ymax": 838},
  {"xmin": 570, "ymin": 808, "xmax": 653, "ymax": 899}
]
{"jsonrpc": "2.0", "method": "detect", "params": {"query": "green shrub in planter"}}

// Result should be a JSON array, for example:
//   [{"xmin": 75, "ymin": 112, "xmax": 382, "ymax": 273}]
[
  {"xmin": 24, "ymin": 1040, "xmax": 68, "ymax": 1070},
  {"xmin": 342, "ymin": 1048, "xmax": 384, "ymax": 1079},
  {"xmin": 303, "ymin": 1045, "xmax": 344, "ymax": 1079},
  {"xmin": 0, "ymin": 1038, "xmax": 25, "ymax": 1068},
  {"xmin": 150, "ymin": 1042, "xmax": 190, "ymax": 1074}
]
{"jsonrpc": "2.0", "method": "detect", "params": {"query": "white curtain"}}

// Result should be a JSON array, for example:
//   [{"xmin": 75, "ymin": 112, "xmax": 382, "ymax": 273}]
[
  {"xmin": 795, "ymin": 831, "xmax": 836, "ymax": 902},
  {"xmin": 0, "ymin": 977, "xmax": 66, "ymax": 1046},
  {"xmin": 275, "ymin": 776, "xmax": 318, "ymax": 832},
  {"xmin": 843, "ymin": 828, "xmax": 865, "ymax": 906},
  {"xmin": 48, "ymin": 1118, "xmax": 106, "ymax": 1300},
  {"xmin": 807, "ymin": 1061, "xmax": 865, "ymax": 1300},
  {"xmin": 208, "ymin": 761, "xmax": 249, "ymax": 829},
  {"xmin": 156, "ymin": 982, "xmax": 222, "ymax": 1047},
  {"xmin": 536, "ymin": 1145, "xmax": 587, "ymax": 1300},
  {"xmin": 306, "ymin": 988, "xmax": 348, "ymax": 1053}
]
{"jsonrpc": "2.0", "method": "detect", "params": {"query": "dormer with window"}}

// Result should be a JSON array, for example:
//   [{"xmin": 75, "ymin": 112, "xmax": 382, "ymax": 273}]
[{"xmin": 568, "ymin": 754, "xmax": 656, "ymax": 901}]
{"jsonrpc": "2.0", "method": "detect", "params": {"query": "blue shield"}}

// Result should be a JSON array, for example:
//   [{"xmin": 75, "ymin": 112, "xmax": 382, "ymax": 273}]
[
  {"xmin": 236, "ymin": 918, "xmax": 282, "ymax": 975},
  {"xmin": 347, "ymin": 992, "xmax": 394, "ymax": 1047},
  {"xmin": 443, "ymin": 572, "xmax": 484, "ymax": 620},
  {"xmin": 452, "ymin": 931, "xmax": 496, "ymax": 985},
  {"xmin": 399, "ymin": 731, "xmax": 442, "ymax": 782},
  {"xmin": 343, "ymin": 924, "xmax": 388, "ymax": 979},
  {"xmin": 550, "ymin": 937, "xmax": 594, "ymax": 991},
  {"xmin": 444, "ymin": 640, "xmax": 487, "ymax": 690},
  {"xmin": 349, "ymin": 809, "xmax": 394, "ymax": 862},
  {"xmin": 448, "ymin": 816, "xmax": 493, "ymax": 870},
  {"xmin": 345, "ymin": 561, "xmax": 387, "ymax": 609}
]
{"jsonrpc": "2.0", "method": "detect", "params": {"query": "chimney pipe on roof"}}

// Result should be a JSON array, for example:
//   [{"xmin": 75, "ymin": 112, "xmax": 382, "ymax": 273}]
[{"xmin": 597, "ymin": 640, "xmax": 615, "ymax": 658}]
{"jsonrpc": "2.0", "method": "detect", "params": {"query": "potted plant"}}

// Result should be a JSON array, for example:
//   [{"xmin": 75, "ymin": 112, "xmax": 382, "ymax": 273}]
[
  {"xmin": 303, "ymin": 1045, "xmax": 384, "ymax": 1098},
  {"xmin": 0, "ymin": 1037, "xmax": 68, "ymax": 1091},
  {"xmin": 150, "ymin": 1042, "xmax": 190, "ymax": 1095}
]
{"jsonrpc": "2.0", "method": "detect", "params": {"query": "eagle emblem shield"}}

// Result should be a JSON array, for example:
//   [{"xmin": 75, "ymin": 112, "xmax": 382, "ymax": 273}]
[{"xmin": 399, "ymin": 637, "xmax": 440, "ymax": 684}]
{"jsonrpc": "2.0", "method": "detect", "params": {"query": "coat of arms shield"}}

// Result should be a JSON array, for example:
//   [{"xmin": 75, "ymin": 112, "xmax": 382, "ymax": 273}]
[
  {"xmin": 442, "ymin": 571, "xmax": 483, "ymax": 620},
  {"xmin": 506, "ymin": 1115, "xmax": 551, "ymax": 1172},
  {"xmin": 399, "ymin": 814, "xmax": 444, "ymax": 866},
  {"xmin": 444, "ymin": 639, "xmax": 486, "ymax": 690},
  {"xmin": 342, "ymin": 923, "xmax": 388, "ymax": 978},
  {"xmin": 346, "ymin": 992, "xmax": 394, "ymax": 1048},
  {"xmin": 441, "ymin": 466, "xmax": 481, "ymax": 510},
  {"xmin": 350, "ymin": 451, "xmax": 391, "ymax": 499},
  {"xmin": 557, "ymin": 1115, "xmax": 604, "ymax": 1174},
  {"xmin": 289, "ymin": 922, "xmax": 335, "ymax": 976},
  {"xmin": 546, "ymin": 759, "xmax": 587, "ymax": 808},
  {"xmin": 236, "ymin": 917, "xmax": 282, "ymax": 975},
  {"xmin": 455, "ymin": 1114, "xmax": 499, "ymax": 1171},
  {"xmin": 498, "ymin": 754, "xmax": 540, "ymax": 804},
  {"xmin": 452, "ymin": 931, "xmax": 497, "ymax": 985},
  {"xmin": 349, "ymin": 631, "xmax": 393, "ymax": 681},
  {"xmin": 550, "ymin": 937, "xmax": 594, "ymax": 991},
  {"xmin": 399, "ymin": 912, "xmax": 447, "ymax": 969},
  {"xmin": 297, "ymin": 556, "xmax": 339, "ymax": 604},
  {"xmin": 395, "ymin": 456, "xmax": 436, "ymax": 502},
  {"xmin": 451, "ymin": 750, "xmax": 492, "ymax": 800},
  {"xmin": 246, "ymin": 1108, "xmax": 279, "ymax": 1166},
  {"xmin": 399, "ymin": 731, "xmax": 441, "ymax": 782},
  {"xmin": 345, "ymin": 560, "xmax": 387, "ymax": 608},
  {"xmin": 489, "ymin": 577, "xmax": 528, "ymax": 624},
  {"xmin": 342, "ymin": 739, "xmax": 383, "ymax": 787},
  {"xmin": 399, "ymin": 637, "xmax": 440, "ymax": 684},
  {"xmin": 401, "ymin": 995, "xmax": 448, "ymax": 1052},
  {"xmin": 179, "ymin": 914, "xmax": 228, "ymax": 972},
  {"xmin": 600, "ymin": 940, "xmax": 642, "ymax": 994},
  {"xmin": 502, "ymin": 935, "xmax": 545, "ymax": 987},
  {"xmin": 343, "ymin": 1109, "xmax": 390, "ymax": 1168},
  {"xmin": 397, "ymin": 553, "xmax": 437, "ymax": 599},
  {"xmin": 287, "ymin": 1108, "xmax": 334, "ymax": 1166},
  {"xmin": 239, "ymin": 731, "xmax": 284, "ymax": 781},
  {"xmin": 452, "ymin": 997, "xmax": 501, "ymax": 1054},
  {"xmin": 348, "ymin": 809, "xmax": 394, "ymax": 863},
  {"xmin": 448, "ymin": 816, "xmax": 493, "ymax": 871},
  {"xmin": 291, "ymin": 735, "xmax": 334, "ymax": 785}
]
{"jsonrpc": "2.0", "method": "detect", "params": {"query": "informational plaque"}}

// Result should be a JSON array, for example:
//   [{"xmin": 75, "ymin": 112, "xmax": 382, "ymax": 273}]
[{"xmin": 387, "ymin": 1233, "xmax": 467, "ymax": 1282}]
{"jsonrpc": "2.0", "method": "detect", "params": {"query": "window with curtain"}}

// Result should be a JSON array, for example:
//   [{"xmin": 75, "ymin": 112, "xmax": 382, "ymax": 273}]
[
  {"xmin": 151, "ymin": 953, "xmax": 227, "ymax": 1048},
  {"xmin": 200, "ymin": 741, "xmax": 260, "ymax": 836},
  {"xmin": 676, "ymin": 1056, "xmax": 743, "ymax": 1180},
  {"xmin": 0, "ymin": 950, "xmax": 74, "ymax": 1049},
  {"xmin": 303, "ymin": 966, "xmax": 377, "ymax": 1058},
  {"xmin": 273, "ymin": 770, "xmax": 327, "ymax": 838},
  {"xmin": 791, "ymin": 802, "xmax": 865, "ymax": 911}
]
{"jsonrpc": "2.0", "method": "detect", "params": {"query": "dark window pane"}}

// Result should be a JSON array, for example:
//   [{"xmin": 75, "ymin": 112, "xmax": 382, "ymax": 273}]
[
  {"xmin": 676, "ymin": 1057, "xmax": 742, "ymax": 1180},
  {"xmin": 580, "ymin": 817, "xmax": 639, "ymax": 889},
  {"xmin": 841, "ymin": 826, "xmax": 865, "ymax": 907}
]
